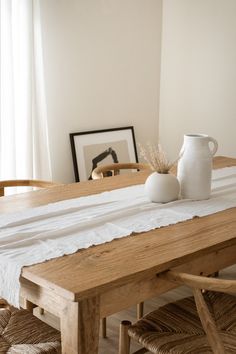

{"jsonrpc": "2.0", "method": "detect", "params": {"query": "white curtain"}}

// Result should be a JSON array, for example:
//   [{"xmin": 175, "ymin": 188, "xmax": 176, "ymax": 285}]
[{"xmin": 0, "ymin": 0, "xmax": 52, "ymax": 180}]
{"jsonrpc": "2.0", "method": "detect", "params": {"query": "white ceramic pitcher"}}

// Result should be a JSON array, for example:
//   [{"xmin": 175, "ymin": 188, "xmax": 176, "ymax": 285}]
[{"xmin": 177, "ymin": 134, "xmax": 218, "ymax": 200}]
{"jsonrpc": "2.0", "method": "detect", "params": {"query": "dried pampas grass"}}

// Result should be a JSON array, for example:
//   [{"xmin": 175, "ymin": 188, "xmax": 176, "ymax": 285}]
[{"xmin": 139, "ymin": 143, "xmax": 178, "ymax": 174}]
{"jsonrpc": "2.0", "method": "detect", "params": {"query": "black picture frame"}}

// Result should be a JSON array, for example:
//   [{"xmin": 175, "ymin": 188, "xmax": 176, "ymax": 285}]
[{"xmin": 70, "ymin": 126, "xmax": 138, "ymax": 182}]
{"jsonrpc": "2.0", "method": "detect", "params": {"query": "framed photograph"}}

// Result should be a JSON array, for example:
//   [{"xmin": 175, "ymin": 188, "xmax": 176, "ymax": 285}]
[{"xmin": 70, "ymin": 126, "xmax": 138, "ymax": 181}]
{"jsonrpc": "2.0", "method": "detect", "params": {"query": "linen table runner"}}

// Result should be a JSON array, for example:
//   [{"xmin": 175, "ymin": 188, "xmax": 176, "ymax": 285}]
[{"xmin": 0, "ymin": 167, "xmax": 236, "ymax": 307}]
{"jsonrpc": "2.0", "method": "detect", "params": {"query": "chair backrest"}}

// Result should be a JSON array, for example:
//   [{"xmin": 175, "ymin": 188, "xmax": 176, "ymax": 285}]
[
  {"xmin": 0, "ymin": 179, "xmax": 60, "ymax": 197},
  {"xmin": 160, "ymin": 270, "xmax": 236, "ymax": 354},
  {"xmin": 163, "ymin": 270, "xmax": 236, "ymax": 294},
  {"xmin": 92, "ymin": 163, "xmax": 150, "ymax": 180}
]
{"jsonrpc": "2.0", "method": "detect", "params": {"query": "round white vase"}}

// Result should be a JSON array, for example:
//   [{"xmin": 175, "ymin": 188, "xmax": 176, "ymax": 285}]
[{"xmin": 145, "ymin": 172, "xmax": 180, "ymax": 203}]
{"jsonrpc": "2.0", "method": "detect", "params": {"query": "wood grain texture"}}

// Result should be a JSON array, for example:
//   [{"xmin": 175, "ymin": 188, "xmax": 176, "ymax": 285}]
[
  {"xmin": 22, "ymin": 178, "xmax": 236, "ymax": 301},
  {"xmin": 100, "ymin": 243, "xmax": 236, "ymax": 318},
  {"xmin": 33, "ymin": 266, "xmax": 236, "ymax": 354},
  {"xmin": 21, "ymin": 202, "xmax": 236, "ymax": 302},
  {"xmin": 0, "ymin": 179, "xmax": 61, "ymax": 196},
  {"xmin": 61, "ymin": 296, "xmax": 100, "ymax": 354},
  {"xmin": 0, "ymin": 156, "xmax": 235, "ymax": 354},
  {"xmin": 0, "ymin": 156, "xmax": 235, "ymax": 303}
]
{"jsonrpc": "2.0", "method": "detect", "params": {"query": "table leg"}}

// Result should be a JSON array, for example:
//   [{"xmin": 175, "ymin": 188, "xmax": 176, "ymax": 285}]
[
  {"xmin": 22, "ymin": 299, "xmax": 36, "ymax": 313},
  {"xmin": 61, "ymin": 296, "xmax": 100, "ymax": 354}
]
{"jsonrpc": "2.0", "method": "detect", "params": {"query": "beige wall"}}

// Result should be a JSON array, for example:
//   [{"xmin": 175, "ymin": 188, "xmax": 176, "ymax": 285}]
[
  {"xmin": 159, "ymin": 0, "xmax": 236, "ymax": 160},
  {"xmin": 40, "ymin": 0, "xmax": 162, "ymax": 182}
]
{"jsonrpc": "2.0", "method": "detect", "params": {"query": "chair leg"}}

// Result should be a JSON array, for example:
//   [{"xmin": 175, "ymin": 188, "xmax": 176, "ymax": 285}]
[
  {"xmin": 102, "ymin": 317, "xmax": 107, "ymax": 338},
  {"xmin": 119, "ymin": 320, "xmax": 131, "ymax": 354},
  {"xmin": 213, "ymin": 271, "xmax": 219, "ymax": 277},
  {"xmin": 23, "ymin": 299, "xmax": 36, "ymax": 313},
  {"xmin": 0, "ymin": 187, "xmax": 4, "ymax": 197},
  {"xmin": 39, "ymin": 307, "xmax": 44, "ymax": 315},
  {"xmin": 137, "ymin": 302, "xmax": 144, "ymax": 319}
]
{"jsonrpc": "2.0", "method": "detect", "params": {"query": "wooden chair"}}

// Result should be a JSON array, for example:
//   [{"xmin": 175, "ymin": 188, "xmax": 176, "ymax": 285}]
[
  {"xmin": 0, "ymin": 179, "xmax": 60, "ymax": 197},
  {"xmin": 119, "ymin": 271, "xmax": 236, "ymax": 354},
  {"xmin": 92, "ymin": 163, "xmax": 150, "ymax": 337},
  {"xmin": 0, "ymin": 305, "xmax": 60, "ymax": 353},
  {"xmin": 92, "ymin": 162, "xmax": 150, "ymax": 180}
]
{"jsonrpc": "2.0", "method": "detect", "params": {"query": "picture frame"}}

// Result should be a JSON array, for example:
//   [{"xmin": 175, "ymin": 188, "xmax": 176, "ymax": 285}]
[{"xmin": 70, "ymin": 126, "xmax": 138, "ymax": 182}]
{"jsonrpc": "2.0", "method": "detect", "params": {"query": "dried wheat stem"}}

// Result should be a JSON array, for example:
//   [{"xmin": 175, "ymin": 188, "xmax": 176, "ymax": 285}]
[{"xmin": 138, "ymin": 142, "xmax": 179, "ymax": 174}]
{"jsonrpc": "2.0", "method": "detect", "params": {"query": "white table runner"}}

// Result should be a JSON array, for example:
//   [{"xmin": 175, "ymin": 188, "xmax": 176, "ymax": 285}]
[{"xmin": 1, "ymin": 167, "xmax": 236, "ymax": 307}]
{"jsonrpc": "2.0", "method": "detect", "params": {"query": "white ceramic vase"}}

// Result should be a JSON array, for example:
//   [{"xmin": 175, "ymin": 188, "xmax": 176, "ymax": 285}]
[
  {"xmin": 177, "ymin": 134, "xmax": 218, "ymax": 200},
  {"xmin": 145, "ymin": 172, "xmax": 180, "ymax": 203}
]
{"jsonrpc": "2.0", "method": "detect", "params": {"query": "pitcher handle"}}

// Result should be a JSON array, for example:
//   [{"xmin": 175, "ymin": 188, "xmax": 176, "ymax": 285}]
[{"xmin": 208, "ymin": 137, "xmax": 218, "ymax": 156}]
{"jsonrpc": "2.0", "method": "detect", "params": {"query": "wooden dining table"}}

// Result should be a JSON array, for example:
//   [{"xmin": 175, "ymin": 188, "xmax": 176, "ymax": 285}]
[{"xmin": 0, "ymin": 156, "xmax": 236, "ymax": 354}]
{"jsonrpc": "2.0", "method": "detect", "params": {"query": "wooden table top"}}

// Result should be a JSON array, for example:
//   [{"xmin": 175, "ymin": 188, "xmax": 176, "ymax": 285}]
[{"xmin": 0, "ymin": 156, "xmax": 236, "ymax": 302}]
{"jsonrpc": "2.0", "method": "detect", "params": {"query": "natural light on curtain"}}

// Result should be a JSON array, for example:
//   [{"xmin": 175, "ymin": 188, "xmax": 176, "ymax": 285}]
[{"xmin": 0, "ymin": 0, "xmax": 51, "ymax": 180}]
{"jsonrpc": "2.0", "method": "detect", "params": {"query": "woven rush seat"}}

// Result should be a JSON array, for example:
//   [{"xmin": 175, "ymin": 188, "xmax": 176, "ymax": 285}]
[
  {"xmin": 0, "ymin": 307, "xmax": 61, "ymax": 353},
  {"xmin": 127, "ymin": 292, "xmax": 236, "ymax": 354}
]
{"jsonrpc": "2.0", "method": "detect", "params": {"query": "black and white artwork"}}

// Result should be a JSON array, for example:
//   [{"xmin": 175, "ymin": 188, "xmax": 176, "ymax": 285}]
[{"xmin": 70, "ymin": 127, "xmax": 138, "ymax": 181}]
